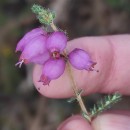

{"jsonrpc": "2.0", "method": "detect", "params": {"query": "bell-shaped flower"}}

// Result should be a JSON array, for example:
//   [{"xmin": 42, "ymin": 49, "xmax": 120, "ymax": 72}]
[
  {"xmin": 16, "ymin": 28, "xmax": 46, "ymax": 52},
  {"xmin": 68, "ymin": 48, "xmax": 97, "ymax": 71},
  {"xmin": 15, "ymin": 35, "xmax": 49, "ymax": 67},
  {"xmin": 15, "ymin": 27, "xmax": 98, "ymax": 86},
  {"xmin": 39, "ymin": 58, "xmax": 66, "ymax": 85},
  {"xmin": 46, "ymin": 31, "xmax": 67, "ymax": 53}
]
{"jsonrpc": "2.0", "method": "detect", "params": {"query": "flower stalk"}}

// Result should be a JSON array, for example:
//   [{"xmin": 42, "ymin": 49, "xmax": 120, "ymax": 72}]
[
  {"xmin": 66, "ymin": 62, "xmax": 91, "ymax": 122},
  {"xmin": 50, "ymin": 22, "xmax": 91, "ymax": 122}
]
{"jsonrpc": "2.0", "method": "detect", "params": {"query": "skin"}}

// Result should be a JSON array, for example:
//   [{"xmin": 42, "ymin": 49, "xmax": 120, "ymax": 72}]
[{"xmin": 33, "ymin": 35, "xmax": 130, "ymax": 130}]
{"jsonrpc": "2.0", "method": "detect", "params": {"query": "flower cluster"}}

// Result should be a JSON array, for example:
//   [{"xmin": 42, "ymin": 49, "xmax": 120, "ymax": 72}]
[{"xmin": 16, "ymin": 28, "xmax": 97, "ymax": 85}]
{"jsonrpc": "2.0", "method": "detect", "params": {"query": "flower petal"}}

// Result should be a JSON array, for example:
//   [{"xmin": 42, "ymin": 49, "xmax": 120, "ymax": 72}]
[
  {"xmin": 68, "ymin": 48, "xmax": 96, "ymax": 70},
  {"xmin": 46, "ymin": 31, "xmax": 67, "ymax": 52},
  {"xmin": 16, "ymin": 28, "xmax": 46, "ymax": 52},
  {"xmin": 39, "ymin": 58, "xmax": 66, "ymax": 85},
  {"xmin": 30, "ymin": 52, "xmax": 50, "ymax": 65},
  {"xmin": 20, "ymin": 35, "xmax": 47, "ymax": 63}
]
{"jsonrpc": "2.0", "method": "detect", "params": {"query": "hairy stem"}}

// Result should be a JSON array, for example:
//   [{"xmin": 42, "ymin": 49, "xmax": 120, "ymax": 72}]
[
  {"xmin": 50, "ymin": 21, "xmax": 58, "ymax": 31},
  {"xmin": 50, "ymin": 22, "xmax": 91, "ymax": 122},
  {"xmin": 66, "ymin": 62, "xmax": 91, "ymax": 122}
]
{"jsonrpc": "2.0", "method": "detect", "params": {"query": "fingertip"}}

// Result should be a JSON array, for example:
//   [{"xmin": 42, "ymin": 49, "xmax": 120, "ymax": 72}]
[
  {"xmin": 33, "ymin": 64, "xmax": 73, "ymax": 98},
  {"xmin": 92, "ymin": 111, "xmax": 130, "ymax": 130},
  {"xmin": 32, "ymin": 35, "xmax": 112, "ymax": 98},
  {"xmin": 57, "ymin": 115, "xmax": 92, "ymax": 130},
  {"xmin": 33, "ymin": 35, "xmax": 130, "ymax": 98}
]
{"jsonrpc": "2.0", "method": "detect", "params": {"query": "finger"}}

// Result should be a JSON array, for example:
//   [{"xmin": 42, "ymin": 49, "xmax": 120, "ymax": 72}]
[
  {"xmin": 57, "ymin": 111, "xmax": 130, "ymax": 130},
  {"xmin": 33, "ymin": 35, "xmax": 130, "ymax": 98},
  {"xmin": 92, "ymin": 111, "xmax": 130, "ymax": 130},
  {"xmin": 57, "ymin": 115, "xmax": 92, "ymax": 130}
]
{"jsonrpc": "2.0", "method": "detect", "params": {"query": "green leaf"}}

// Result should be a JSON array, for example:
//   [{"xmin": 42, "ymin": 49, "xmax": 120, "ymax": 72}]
[{"xmin": 90, "ymin": 93, "xmax": 122, "ymax": 118}]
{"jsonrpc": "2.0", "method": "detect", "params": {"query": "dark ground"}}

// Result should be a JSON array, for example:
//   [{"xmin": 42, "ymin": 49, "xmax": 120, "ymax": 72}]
[{"xmin": 0, "ymin": 0, "xmax": 130, "ymax": 130}]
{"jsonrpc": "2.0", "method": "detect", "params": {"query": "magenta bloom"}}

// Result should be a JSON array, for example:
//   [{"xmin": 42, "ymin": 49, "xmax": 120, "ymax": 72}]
[
  {"xmin": 15, "ymin": 28, "xmax": 49, "ymax": 67},
  {"xmin": 68, "ymin": 48, "xmax": 97, "ymax": 71},
  {"xmin": 15, "ymin": 28, "xmax": 97, "ymax": 86},
  {"xmin": 15, "ymin": 35, "xmax": 49, "ymax": 67},
  {"xmin": 46, "ymin": 31, "xmax": 67, "ymax": 53},
  {"xmin": 15, "ymin": 29, "xmax": 67, "ymax": 85},
  {"xmin": 30, "ymin": 52, "xmax": 50, "ymax": 65},
  {"xmin": 38, "ymin": 31, "xmax": 67, "ymax": 85},
  {"xmin": 20, "ymin": 36, "xmax": 47, "ymax": 62},
  {"xmin": 39, "ymin": 58, "xmax": 66, "ymax": 85},
  {"xmin": 16, "ymin": 28, "xmax": 46, "ymax": 52}
]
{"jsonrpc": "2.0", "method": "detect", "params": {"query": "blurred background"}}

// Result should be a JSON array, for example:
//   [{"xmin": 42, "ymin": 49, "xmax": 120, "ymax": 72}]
[{"xmin": 0, "ymin": 0, "xmax": 130, "ymax": 130}]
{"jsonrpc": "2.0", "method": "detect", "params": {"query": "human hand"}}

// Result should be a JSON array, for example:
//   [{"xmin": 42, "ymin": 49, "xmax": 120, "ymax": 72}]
[{"xmin": 33, "ymin": 35, "xmax": 130, "ymax": 130}]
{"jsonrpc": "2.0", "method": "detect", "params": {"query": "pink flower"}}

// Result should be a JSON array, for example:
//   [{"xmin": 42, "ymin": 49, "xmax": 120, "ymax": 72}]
[
  {"xmin": 15, "ymin": 28, "xmax": 97, "ymax": 86},
  {"xmin": 15, "ymin": 28, "xmax": 48, "ymax": 67},
  {"xmin": 38, "ymin": 31, "xmax": 67, "ymax": 85},
  {"xmin": 39, "ymin": 58, "xmax": 66, "ymax": 85},
  {"xmin": 46, "ymin": 31, "xmax": 67, "ymax": 53},
  {"xmin": 16, "ymin": 28, "xmax": 46, "ymax": 52},
  {"xmin": 68, "ymin": 48, "xmax": 97, "ymax": 71},
  {"xmin": 15, "ymin": 29, "xmax": 67, "ymax": 85}
]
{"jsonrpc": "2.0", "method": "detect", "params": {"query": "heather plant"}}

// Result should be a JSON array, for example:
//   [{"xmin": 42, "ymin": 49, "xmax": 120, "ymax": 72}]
[{"xmin": 15, "ymin": 4, "xmax": 122, "ymax": 122}]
